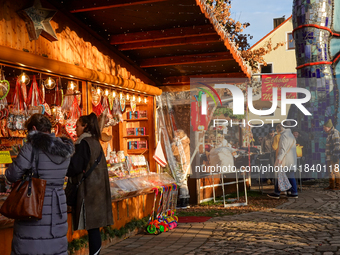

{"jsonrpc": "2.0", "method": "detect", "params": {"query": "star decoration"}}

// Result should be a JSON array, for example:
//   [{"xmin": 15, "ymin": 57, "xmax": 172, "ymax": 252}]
[{"xmin": 17, "ymin": 0, "xmax": 58, "ymax": 42}]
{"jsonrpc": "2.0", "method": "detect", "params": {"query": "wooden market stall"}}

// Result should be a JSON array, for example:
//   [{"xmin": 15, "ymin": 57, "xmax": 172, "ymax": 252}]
[
  {"xmin": 0, "ymin": 0, "xmax": 253, "ymax": 253},
  {"xmin": 0, "ymin": 0, "xmax": 172, "ymax": 254},
  {"xmin": 45, "ymin": 0, "xmax": 254, "ymax": 206}
]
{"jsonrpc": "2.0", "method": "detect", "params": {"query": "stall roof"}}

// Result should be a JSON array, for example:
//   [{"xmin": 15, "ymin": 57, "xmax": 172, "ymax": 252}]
[{"xmin": 53, "ymin": 0, "xmax": 251, "ymax": 90}]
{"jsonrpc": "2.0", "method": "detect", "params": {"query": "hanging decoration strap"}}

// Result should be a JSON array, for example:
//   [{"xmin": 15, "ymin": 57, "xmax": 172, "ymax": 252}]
[
  {"xmin": 13, "ymin": 78, "xmax": 26, "ymax": 112},
  {"xmin": 39, "ymin": 73, "xmax": 45, "ymax": 104},
  {"xmin": 27, "ymin": 75, "xmax": 41, "ymax": 107},
  {"xmin": 54, "ymin": 77, "xmax": 64, "ymax": 107}
]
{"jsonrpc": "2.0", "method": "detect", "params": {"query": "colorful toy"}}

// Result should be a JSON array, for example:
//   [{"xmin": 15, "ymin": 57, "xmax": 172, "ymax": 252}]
[{"xmin": 146, "ymin": 184, "xmax": 178, "ymax": 235}]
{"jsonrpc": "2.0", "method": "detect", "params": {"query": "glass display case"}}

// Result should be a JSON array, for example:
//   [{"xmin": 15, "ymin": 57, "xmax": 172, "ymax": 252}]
[
  {"xmin": 108, "ymin": 162, "xmax": 129, "ymax": 178},
  {"xmin": 109, "ymin": 172, "xmax": 175, "ymax": 200}
]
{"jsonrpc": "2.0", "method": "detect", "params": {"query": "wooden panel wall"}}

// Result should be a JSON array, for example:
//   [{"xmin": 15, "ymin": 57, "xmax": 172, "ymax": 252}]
[{"xmin": 0, "ymin": 0, "xmax": 155, "ymax": 87}]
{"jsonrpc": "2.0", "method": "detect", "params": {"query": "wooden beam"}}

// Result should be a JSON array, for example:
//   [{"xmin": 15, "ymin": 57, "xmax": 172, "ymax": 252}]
[
  {"xmin": 140, "ymin": 52, "xmax": 233, "ymax": 68},
  {"xmin": 117, "ymin": 34, "xmax": 220, "ymax": 51},
  {"xmin": 111, "ymin": 25, "xmax": 215, "ymax": 44},
  {"xmin": 0, "ymin": 45, "xmax": 162, "ymax": 95},
  {"xmin": 70, "ymin": 0, "xmax": 167, "ymax": 13},
  {"xmin": 162, "ymin": 72, "xmax": 248, "ymax": 85}
]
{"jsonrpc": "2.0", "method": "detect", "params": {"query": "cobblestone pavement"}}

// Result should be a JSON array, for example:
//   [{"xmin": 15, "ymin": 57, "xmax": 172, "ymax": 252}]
[{"xmin": 102, "ymin": 185, "xmax": 340, "ymax": 255}]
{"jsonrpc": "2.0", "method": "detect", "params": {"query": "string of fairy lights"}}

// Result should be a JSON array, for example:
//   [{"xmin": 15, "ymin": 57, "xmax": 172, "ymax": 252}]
[
  {"xmin": 94, "ymin": 86, "xmax": 148, "ymax": 104},
  {"xmin": 15, "ymin": 70, "xmax": 149, "ymax": 105}
]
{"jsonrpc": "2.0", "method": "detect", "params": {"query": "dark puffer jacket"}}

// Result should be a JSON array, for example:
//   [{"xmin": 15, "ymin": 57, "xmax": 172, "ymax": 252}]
[{"xmin": 5, "ymin": 131, "xmax": 74, "ymax": 255}]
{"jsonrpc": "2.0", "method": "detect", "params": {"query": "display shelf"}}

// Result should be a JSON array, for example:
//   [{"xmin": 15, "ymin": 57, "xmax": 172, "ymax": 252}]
[
  {"xmin": 117, "ymin": 97, "xmax": 155, "ymax": 172},
  {"xmin": 124, "ymin": 118, "xmax": 148, "ymax": 122},
  {"xmin": 127, "ymin": 149, "xmax": 148, "ymax": 154},
  {"xmin": 123, "ymin": 135, "xmax": 149, "ymax": 138}
]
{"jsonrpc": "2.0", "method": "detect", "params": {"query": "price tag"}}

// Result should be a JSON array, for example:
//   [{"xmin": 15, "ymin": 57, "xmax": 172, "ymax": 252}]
[{"xmin": 0, "ymin": 151, "xmax": 12, "ymax": 164}]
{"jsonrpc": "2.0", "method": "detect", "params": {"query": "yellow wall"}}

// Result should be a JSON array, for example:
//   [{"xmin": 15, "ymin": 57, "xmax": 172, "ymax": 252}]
[
  {"xmin": 249, "ymin": 17, "xmax": 296, "ymax": 123},
  {"xmin": 252, "ymin": 18, "xmax": 296, "ymax": 74}
]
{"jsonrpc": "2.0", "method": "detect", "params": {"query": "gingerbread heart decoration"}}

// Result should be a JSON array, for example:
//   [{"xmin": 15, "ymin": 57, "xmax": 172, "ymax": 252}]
[{"xmin": 0, "ymin": 80, "xmax": 10, "ymax": 100}]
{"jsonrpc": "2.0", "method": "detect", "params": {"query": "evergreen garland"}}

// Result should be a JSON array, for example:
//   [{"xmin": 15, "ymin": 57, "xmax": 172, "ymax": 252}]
[{"xmin": 68, "ymin": 217, "xmax": 149, "ymax": 254}]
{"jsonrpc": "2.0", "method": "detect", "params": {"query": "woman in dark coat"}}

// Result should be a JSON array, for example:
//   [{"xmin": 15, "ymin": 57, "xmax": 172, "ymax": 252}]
[
  {"xmin": 67, "ymin": 113, "xmax": 113, "ymax": 255},
  {"xmin": 5, "ymin": 114, "xmax": 74, "ymax": 255}
]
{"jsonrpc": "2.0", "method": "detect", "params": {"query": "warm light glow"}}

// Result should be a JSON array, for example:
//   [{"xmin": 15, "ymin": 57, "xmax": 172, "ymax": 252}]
[
  {"xmin": 144, "ymin": 97, "xmax": 148, "ymax": 104},
  {"xmin": 44, "ymin": 77, "xmax": 56, "ymax": 90},
  {"xmin": 132, "ymin": 95, "xmax": 136, "ymax": 101},
  {"xmin": 126, "ymin": 93, "xmax": 130, "ymax": 101},
  {"xmin": 70, "ymin": 81, "xmax": 75, "ymax": 90},
  {"xmin": 138, "ymin": 95, "xmax": 142, "ymax": 103},
  {"xmin": 97, "ymin": 87, "xmax": 101, "ymax": 95},
  {"xmin": 120, "ymin": 92, "xmax": 123, "ymax": 99},
  {"xmin": 112, "ymin": 90, "xmax": 116, "ymax": 98},
  {"xmin": 104, "ymin": 89, "xmax": 109, "ymax": 96},
  {"xmin": 19, "ymin": 72, "xmax": 30, "ymax": 85}
]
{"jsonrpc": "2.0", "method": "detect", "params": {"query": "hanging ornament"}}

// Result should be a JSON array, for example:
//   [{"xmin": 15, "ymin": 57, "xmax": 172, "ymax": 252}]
[
  {"xmin": 75, "ymin": 90, "xmax": 81, "ymax": 106},
  {"xmin": 144, "ymin": 96, "xmax": 148, "ymax": 104},
  {"xmin": 18, "ymin": 72, "xmax": 30, "ymax": 85},
  {"xmin": 97, "ymin": 87, "xmax": 103, "ymax": 96},
  {"xmin": 108, "ymin": 93, "xmax": 114, "ymax": 111},
  {"xmin": 137, "ymin": 95, "xmax": 142, "ymax": 104},
  {"xmin": 0, "ymin": 68, "xmax": 10, "ymax": 100},
  {"xmin": 91, "ymin": 87, "xmax": 101, "ymax": 107},
  {"xmin": 44, "ymin": 77, "xmax": 56, "ymax": 89},
  {"xmin": 68, "ymin": 81, "xmax": 76, "ymax": 91},
  {"xmin": 131, "ymin": 100, "xmax": 137, "ymax": 113},
  {"xmin": 112, "ymin": 90, "xmax": 116, "ymax": 98},
  {"xmin": 0, "ymin": 79, "xmax": 9, "ymax": 100},
  {"xmin": 39, "ymin": 73, "xmax": 45, "ymax": 103},
  {"xmin": 120, "ymin": 96, "xmax": 126, "ymax": 112},
  {"xmin": 17, "ymin": 0, "xmax": 58, "ymax": 42},
  {"xmin": 132, "ymin": 94, "xmax": 136, "ymax": 102},
  {"xmin": 104, "ymin": 89, "xmax": 109, "ymax": 97},
  {"xmin": 126, "ymin": 93, "xmax": 130, "ymax": 101}
]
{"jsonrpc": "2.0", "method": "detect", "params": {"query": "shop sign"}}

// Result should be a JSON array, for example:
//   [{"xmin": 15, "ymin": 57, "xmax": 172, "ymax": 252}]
[{"xmin": 261, "ymin": 74, "xmax": 297, "ymax": 101}]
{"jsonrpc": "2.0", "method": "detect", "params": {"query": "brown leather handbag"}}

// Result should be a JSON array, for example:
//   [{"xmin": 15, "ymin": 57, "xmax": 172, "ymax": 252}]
[{"xmin": 0, "ymin": 148, "xmax": 46, "ymax": 220}]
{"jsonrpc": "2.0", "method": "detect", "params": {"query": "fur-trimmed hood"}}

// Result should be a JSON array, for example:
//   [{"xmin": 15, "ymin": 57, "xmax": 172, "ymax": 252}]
[{"xmin": 27, "ymin": 131, "xmax": 75, "ymax": 164}]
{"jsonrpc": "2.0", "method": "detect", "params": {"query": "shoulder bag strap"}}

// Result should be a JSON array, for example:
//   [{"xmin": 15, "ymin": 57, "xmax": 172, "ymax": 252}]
[
  {"xmin": 26, "ymin": 146, "xmax": 40, "ymax": 196},
  {"xmin": 78, "ymin": 150, "xmax": 103, "ymax": 186}
]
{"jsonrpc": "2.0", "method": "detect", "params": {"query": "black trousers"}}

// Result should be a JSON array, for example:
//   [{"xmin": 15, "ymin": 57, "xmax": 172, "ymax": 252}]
[{"xmin": 88, "ymin": 228, "xmax": 101, "ymax": 255}]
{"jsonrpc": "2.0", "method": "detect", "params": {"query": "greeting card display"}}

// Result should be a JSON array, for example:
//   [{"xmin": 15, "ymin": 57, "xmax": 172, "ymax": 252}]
[
  {"xmin": 128, "ymin": 141, "xmax": 138, "ymax": 150},
  {"xmin": 138, "ymin": 140, "xmax": 148, "ymax": 149},
  {"xmin": 128, "ymin": 111, "xmax": 139, "ymax": 119},
  {"xmin": 136, "ymin": 127, "xmax": 146, "ymax": 135},
  {"xmin": 126, "ymin": 128, "xmax": 136, "ymax": 136},
  {"xmin": 139, "ymin": 110, "xmax": 147, "ymax": 118}
]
